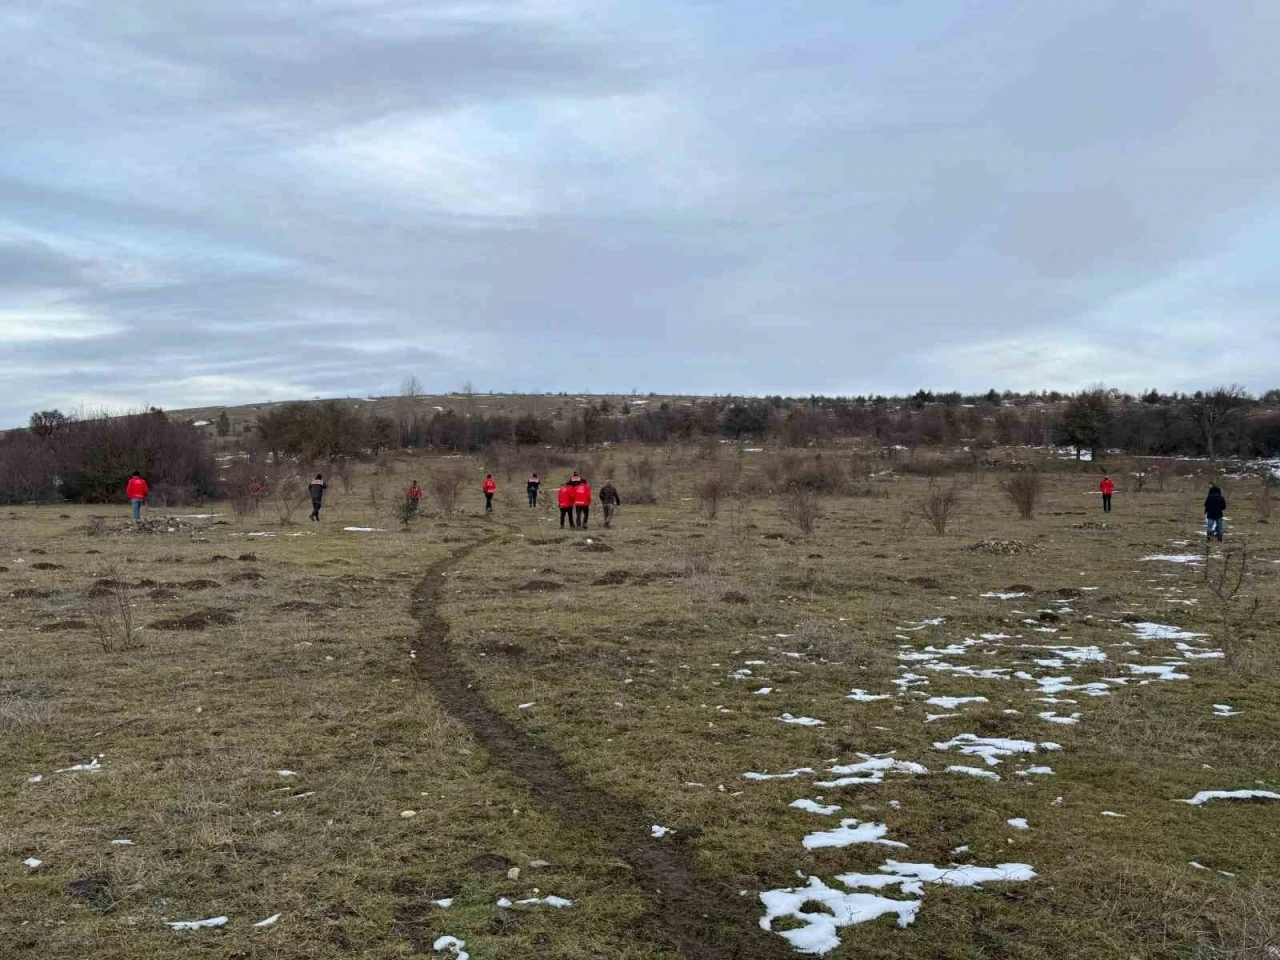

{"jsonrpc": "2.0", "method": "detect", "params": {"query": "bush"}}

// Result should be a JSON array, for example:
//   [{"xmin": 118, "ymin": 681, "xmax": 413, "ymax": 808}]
[
  {"xmin": 393, "ymin": 491, "xmax": 420, "ymax": 529},
  {"xmin": 694, "ymin": 471, "xmax": 735, "ymax": 519},
  {"xmin": 781, "ymin": 487, "xmax": 820, "ymax": 535},
  {"xmin": 629, "ymin": 455, "xmax": 657, "ymax": 487},
  {"xmin": 916, "ymin": 479, "xmax": 964, "ymax": 535},
  {"xmin": 431, "ymin": 469, "xmax": 466, "ymax": 515},
  {"xmin": 788, "ymin": 454, "xmax": 845, "ymax": 494},
  {"xmin": 1002, "ymin": 471, "xmax": 1044, "ymax": 519},
  {"xmin": 628, "ymin": 486, "xmax": 658, "ymax": 505},
  {"xmin": 89, "ymin": 565, "xmax": 143, "ymax": 652}
]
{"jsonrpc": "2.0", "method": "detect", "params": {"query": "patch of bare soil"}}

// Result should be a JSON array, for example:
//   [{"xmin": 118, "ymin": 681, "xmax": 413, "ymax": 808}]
[
  {"xmin": 150, "ymin": 608, "xmax": 236, "ymax": 630},
  {"xmin": 10, "ymin": 588, "xmax": 52, "ymax": 599},
  {"xmin": 179, "ymin": 579, "xmax": 222, "ymax": 590},
  {"xmin": 409, "ymin": 537, "xmax": 790, "ymax": 960},
  {"xmin": 517, "ymin": 580, "xmax": 564, "ymax": 592}
]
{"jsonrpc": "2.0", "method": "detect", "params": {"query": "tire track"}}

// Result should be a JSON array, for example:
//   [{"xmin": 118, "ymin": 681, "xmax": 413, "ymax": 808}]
[{"xmin": 409, "ymin": 533, "xmax": 790, "ymax": 960}]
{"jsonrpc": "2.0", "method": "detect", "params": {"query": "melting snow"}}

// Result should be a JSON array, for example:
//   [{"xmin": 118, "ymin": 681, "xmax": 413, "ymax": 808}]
[
  {"xmin": 1212, "ymin": 704, "xmax": 1241, "ymax": 717},
  {"xmin": 846, "ymin": 689, "xmax": 892, "ymax": 702},
  {"xmin": 1174, "ymin": 790, "xmax": 1280, "ymax": 806},
  {"xmin": 791, "ymin": 799, "xmax": 841, "ymax": 815},
  {"xmin": 253, "ymin": 914, "xmax": 281, "ymax": 927},
  {"xmin": 981, "ymin": 592, "xmax": 1027, "ymax": 599},
  {"xmin": 754, "ymin": 688, "xmax": 774, "ymax": 695},
  {"xmin": 1100, "ymin": 811, "xmax": 1126, "ymax": 818},
  {"xmin": 1126, "ymin": 663, "xmax": 1189, "ymax": 681},
  {"xmin": 24, "ymin": 858, "xmax": 41, "ymax": 868},
  {"xmin": 759, "ymin": 875, "xmax": 920, "ymax": 953},
  {"xmin": 651, "ymin": 825, "xmax": 673, "ymax": 838},
  {"xmin": 778, "ymin": 714, "xmax": 825, "ymax": 727},
  {"xmin": 1016, "ymin": 766, "xmax": 1055, "ymax": 777},
  {"xmin": 1006, "ymin": 818, "xmax": 1029, "ymax": 830},
  {"xmin": 55, "ymin": 758, "xmax": 102, "ymax": 774},
  {"xmin": 744, "ymin": 767, "xmax": 814, "ymax": 781},
  {"xmin": 1038, "ymin": 711, "xmax": 1082, "ymax": 725},
  {"xmin": 926, "ymin": 696, "xmax": 988, "ymax": 709},
  {"xmin": 168, "ymin": 916, "xmax": 228, "ymax": 931},
  {"xmin": 1140, "ymin": 554, "xmax": 1203, "ymax": 564},
  {"xmin": 1129, "ymin": 622, "xmax": 1207, "ymax": 642},
  {"xmin": 434, "ymin": 935, "xmax": 470, "ymax": 959},
  {"xmin": 933, "ymin": 734, "xmax": 1060, "ymax": 766},
  {"xmin": 803, "ymin": 819, "xmax": 907, "ymax": 851},
  {"xmin": 342, "ymin": 527, "xmax": 383, "ymax": 533},
  {"xmin": 947, "ymin": 766, "xmax": 1000, "ymax": 781}
]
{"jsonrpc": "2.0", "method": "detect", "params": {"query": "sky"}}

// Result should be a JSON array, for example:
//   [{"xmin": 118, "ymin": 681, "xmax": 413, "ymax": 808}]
[{"xmin": 2, "ymin": 0, "xmax": 1279, "ymax": 425}]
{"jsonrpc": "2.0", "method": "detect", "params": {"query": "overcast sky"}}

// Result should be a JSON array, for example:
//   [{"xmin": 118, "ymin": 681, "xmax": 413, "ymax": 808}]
[{"xmin": 2, "ymin": 1, "xmax": 1278, "ymax": 425}]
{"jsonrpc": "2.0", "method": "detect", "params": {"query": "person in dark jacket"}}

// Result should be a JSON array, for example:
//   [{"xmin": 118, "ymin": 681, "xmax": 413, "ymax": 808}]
[
  {"xmin": 309, "ymin": 474, "xmax": 327, "ymax": 521},
  {"xmin": 1204, "ymin": 485, "xmax": 1227, "ymax": 542},
  {"xmin": 527, "ymin": 473, "xmax": 540, "ymax": 508},
  {"xmin": 599, "ymin": 481, "xmax": 621, "ymax": 528}
]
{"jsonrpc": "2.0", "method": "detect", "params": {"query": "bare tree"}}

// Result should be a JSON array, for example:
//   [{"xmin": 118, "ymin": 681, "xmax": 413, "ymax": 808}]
[
  {"xmin": 1001, "ymin": 471, "xmax": 1044, "ymax": 520},
  {"xmin": 400, "ymin": 374, "xmax": 424, "ymax": 397},
  {"xmin": 272, "ymin": 473, "xmax": 306, "ymax": 524},
  {"xmin": 431, "ymin": 469, "xmax": 465, "ymax": 515},
  {"xmin": 781, "ymin": 486, "xmax": 820, "ymax": 536},
  {"xmin": 1191, "ymin": 385, "xmax": 1250, "ymax": 461},
  {"xmin": 694, "ymin": 471, "xmax": 734, "ymax": 520},
  {"xmin": 915, "ymin": 479, "xmax": 965, "ymax": 535},
  {"xmin": 1201, "ymin": 539, "xmax": 1261, "ymax": 666},
  {"xmin": 89, "ymin": 565, "xmax": 143, "ymax": 652}
]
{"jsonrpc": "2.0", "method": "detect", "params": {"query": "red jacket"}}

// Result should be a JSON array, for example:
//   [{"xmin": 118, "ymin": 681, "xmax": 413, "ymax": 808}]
[
  {"xmin": 1099, "ymin": 478, "xmax": 1115, "ymax": 496},
  {"xmin": 574, "ymin": 483, "xmax": 592, "ymax": 507},
  {"xmin": 483, "ymin": 477, "xmax": 497, "ymax": 494},
  {"xmin": 406, "ymin": 484, "xmax": 423, "ymax": 501},
  {"xmin": 126, "ymin": 476, "xmax": 149, "ymax": 500},
  {"xmin": 557, "ymin": 484, "xmax": 575, "ymax": 509}
]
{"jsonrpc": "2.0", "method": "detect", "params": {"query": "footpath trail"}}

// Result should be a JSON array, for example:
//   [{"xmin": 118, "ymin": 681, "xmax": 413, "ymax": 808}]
[{"xmin": 409, "ymin": 525, "xmax": 789, "ymax": 960}]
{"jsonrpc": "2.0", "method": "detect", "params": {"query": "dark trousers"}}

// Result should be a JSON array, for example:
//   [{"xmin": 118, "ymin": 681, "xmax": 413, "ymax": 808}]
[
  {"xmin": 311, "ymin": 499, "xmax": 322, "ymax": 520},
  {"xmin": 528, "ymin": 489, "xmax": 538, "ymax": 507},
  {"xmin": 1102, "ymin": 494, "xmax": 1111, "ymax": 513},
  {"xmin": 603, "ymin": 503, "xmax": 615, "ymax": 527},
  {"xmin": 575, "ymin": 505, "xmax": 589, "ymax": 527},
  {"xmin": 485, "ymin": 493, "xmax": 493, "ymax": 511},
  {"xmin": 560, "ymin": 507, "xmax": 575, "ymax": 528}
]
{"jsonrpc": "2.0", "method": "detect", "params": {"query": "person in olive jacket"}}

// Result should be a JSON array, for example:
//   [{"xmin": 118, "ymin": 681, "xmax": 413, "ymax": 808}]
[{"xmin": 598, "ymin": 480, "xmax": 621, "ymax": 528}]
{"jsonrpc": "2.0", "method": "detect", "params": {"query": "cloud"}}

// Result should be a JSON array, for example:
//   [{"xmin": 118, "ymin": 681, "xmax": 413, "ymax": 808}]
[{"xmin": 0, "ymin": 0, "xmax": 1278, "ymax": 424}]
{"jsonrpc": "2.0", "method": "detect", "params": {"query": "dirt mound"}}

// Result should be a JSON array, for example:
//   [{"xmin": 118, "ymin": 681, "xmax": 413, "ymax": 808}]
[
  {"xmin": 1073, "ymin": 521, "xmax": 1112, "ymax": 530},
  {"xmin": 518, "ymin": 580, "xmax": 565, "ymax": 592},
  {"xmin": 87, "ymin": 579, "xmax": 125, "ymax": 598},
  {"xmin": 908, "ymin": 576, "xmax": 943, "ymax": 589},
  {"xmin": 179, "ymin": 579, "xmax": 222, "ymax": 591},
  {"xmin": 39, "ymin": 619, "xmax": 89, "ymax": 633},
  {"xmin": 31, "ymin": 562, "xmax": 63, "ymax": 570},
  {"xmin": 577, "ymin": 540, "xmax": 614, "ymax": 553},
  {"xmin": 151, "ymin": 608, "xmax": 236, "ymax": 630},
  {"xmin": 65, "ymin": 876, "xmax": 112, "ymax": 909},
  {"xmin": 11, "ymin": 588, "xmax": 52, "ymax": 599},
  {"xmin": 527, "ymin": 537, "xmax": 568, "ymax": 546},
  {"xmin": 1006, "ymin": 583, "xmax": 1035, "ymax": 593},
  {"xmin": 719, "ymin": 589, "xmax": 752, "ymax": 604},
  {"xmin": 230, "ymin": 571, "xmax": 266, "ymax": 583},
  {"xmin": 968, "ymin": 538, "xmax": 1031, "ymax": 555},
  {"xmin": 275, "ymin": 600, "xmax": 336, "ymax": 612},
  {"xmin": 86, "ymin": 517, "xmax": 207, "ymax": 537},
  {"xmin": 237, "ymin": 553, "xmax": 259, "ymax": 562},
  {"xmin": 148, "ymin": 588, "xmax": 178, "ymax": 601},
  {"xmin": 463, "ymin": 853, "xmax": 513, "ymax": 873},
  {"xmin": 593, "ymin": 570, "xmax": 631, "ymax": 586}
]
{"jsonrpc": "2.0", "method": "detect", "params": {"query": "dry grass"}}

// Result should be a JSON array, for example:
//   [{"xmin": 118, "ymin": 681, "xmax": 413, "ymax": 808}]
[{"xmin": 2, "ymin": 449, "xmax": 1278, "ymax": 959}]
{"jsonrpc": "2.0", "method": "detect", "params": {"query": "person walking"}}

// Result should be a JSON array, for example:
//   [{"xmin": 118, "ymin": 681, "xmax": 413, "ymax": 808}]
[
  {"xmin": 309, "ymin": 474, "xmax": 328, "ymax": 521},
  {"xmin": 527, "ymin": 473, "xmax": 541, "ymax": 508},
  {"xmin": 482, "ymin": 474, "xmax": 497, "ymax": 512},
  {"xmin": 557, "ymin": 479, "xmax": 576, "ymax": 528},
  {"xmin": 574, "ymin": 476, "xmax": 593, "ymax": 529},
  {"xmin": 599, "ymin": 480, "xmax": 621, "ymax": 528},
  {"xmin": 1099, "ymin": 475, "xmax": 1115, "ymax": 513},
  {"xmin": 125, "ymin": 471, "xmax": 149, "ymax": 521},
  {"xmin": 1204, "ymin": 484, "xmax": 1227, "ymax": 542},
  {"xmin": 405, "ymin": 480, "xmax": 423, "ymax": 517}
]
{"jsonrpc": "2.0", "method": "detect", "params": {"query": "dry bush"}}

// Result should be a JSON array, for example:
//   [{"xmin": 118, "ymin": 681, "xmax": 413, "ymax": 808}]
[
  {"xmin": 431, "ymin": 469, "xmax": 466, "ymax": 515},
  {"xmin": 788, "ymin": 454, "xmax": 845, "ymax": 494},
  {"xmin": 1259, "ymin": 474, "xmax": 1274, "ymax": 523},
  {"xmin": 694, "ymin": 471, "xmax": 735, "ymax": 519},
  {"xmin": 89, "ymin": 565, "xmax": 143, "ymax": 652},
  {"xmin": 1202, "ymin": 539, "xmax": 1261, "ymax": 666},
  {"xmin": 1001, "ymin": 471, "xmax": 1044, "ymax": 519},
  {"xmin": 915, "ymin": 479, "xmax": 965, "ymax": 535},
  {"xmin": 393, "ymin": 490, "xmax": 420, "ymax": 529},
  {"xmin": 373, "ymin": 453, "xmax": 397, "ymax": 476},
  {"xmin": 628, "ymin": 486, "xmax": 658, "ymax": 505},
  {"xmin": 272, "ymin": 474, "xmax": 306, "ymax": 524},
  {"xmin": 628, "ymin": 455, "xmax": 657, "ymax": 487},
  {"xmin": 781, "ymin": 486, "xmax": 820, "ymax": 535},
  {"xmin": 0, "ymin": 694, "xmax": 55, "ymax": 732},
  {"xmin": 368, "ymin": 482, "xmax": 385, "ymax": 513},
  {"xmin": 331, "ymin": 460, "xmax": 354, "ymax": 494}
]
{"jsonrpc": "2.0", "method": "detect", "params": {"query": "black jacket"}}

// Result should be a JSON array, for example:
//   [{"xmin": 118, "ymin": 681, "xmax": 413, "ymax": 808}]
[
  {"xmin": 527, "ymin": 478, "xmax": 540, "ymax": 493},
  {"xmin": 1204, "ymin": 491, "xmax": 1227, "ymax": 519},
  {"xmin": 599, "ymin": 483, "xmax": 620, "ymax": 505},
  {"xmin": 309, "ymin": 479, "xmax": 327, "ymax": 504}
]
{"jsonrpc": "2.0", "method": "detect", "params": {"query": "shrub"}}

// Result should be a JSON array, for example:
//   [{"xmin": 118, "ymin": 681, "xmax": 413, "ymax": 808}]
[
  {"xmin": 781, "ymin": 486, "xmax": 820, "ymax": 535},
  {"xmin": 628, "ymin": 486, "xmax": 658, "ymax": 505},
  {"xmin": 89, "ymin": 565, "xmax": 143, "ymax": 652},
  {"xmin": 1002, "ymin": 471, "xmax": 1044, "ymax": 519},
  {"xmin": 393, "ymin": 491, "xmax": 420, "ymax": 529},
  {"xmin": 431, "ymin": 469, "xmax": 466, "ymax": 515},
  {"xmin": 629, "ymin": 455, "xmax": 657, "ymax": 487},
  {"xmin": 272, "ymin": 474, "xmax": 307, "ymax": 524},
  {"xmin": 788, "ymin": 454, "xmax": 845, "ymax": 494},
  {"xmin": 916, "ymin": 479, "xmax": 964, "ymax": 535},
  {"xmin": 694, "ymin": 471, "xmax": 735, "ymax": 519}
]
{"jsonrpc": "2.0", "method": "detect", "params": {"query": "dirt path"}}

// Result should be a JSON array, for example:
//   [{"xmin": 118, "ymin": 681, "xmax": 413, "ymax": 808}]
[{"xmin": 409, "ymin": 530, "xmax": 791, "ymax": 960}]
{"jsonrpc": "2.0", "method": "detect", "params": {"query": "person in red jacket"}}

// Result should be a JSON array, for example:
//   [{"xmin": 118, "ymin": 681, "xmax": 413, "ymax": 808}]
[
  {"xmin": 125, "ymin": 471, "xmax": 149, "ymax": 520},
  {"xmin": 573, "ymin": 478, "xmax": 592, "ymax": 529},
  {"xmin": 405, "ymin": 480, "xmax": 423, "ymax": 517},
  {"xmin": 557, "ymin": 480, "xmax": 576, "ymax": 528},
  {"xmin": 1099, "ymin": 476, "xmax": 1115, "ymax": 513},
  {"xmin": 482, "ymin": 474, "xmax": 497, "ymax": 512}
]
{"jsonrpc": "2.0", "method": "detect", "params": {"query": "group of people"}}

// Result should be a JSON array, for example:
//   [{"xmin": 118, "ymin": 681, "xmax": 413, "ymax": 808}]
[
  {"xmin": 549, "ymin": 473, "xmax": 619, "ymax": 529},
  {"xmin": 1098, "ymin": 475, "xmax": 1230, "ymax": 541}
]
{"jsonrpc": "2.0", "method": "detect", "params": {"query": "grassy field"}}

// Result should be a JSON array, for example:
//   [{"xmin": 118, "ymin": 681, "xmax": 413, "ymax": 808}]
[{"xmin": 2, "ymin": 447, "xmax": 1278, "ymax": 959}]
